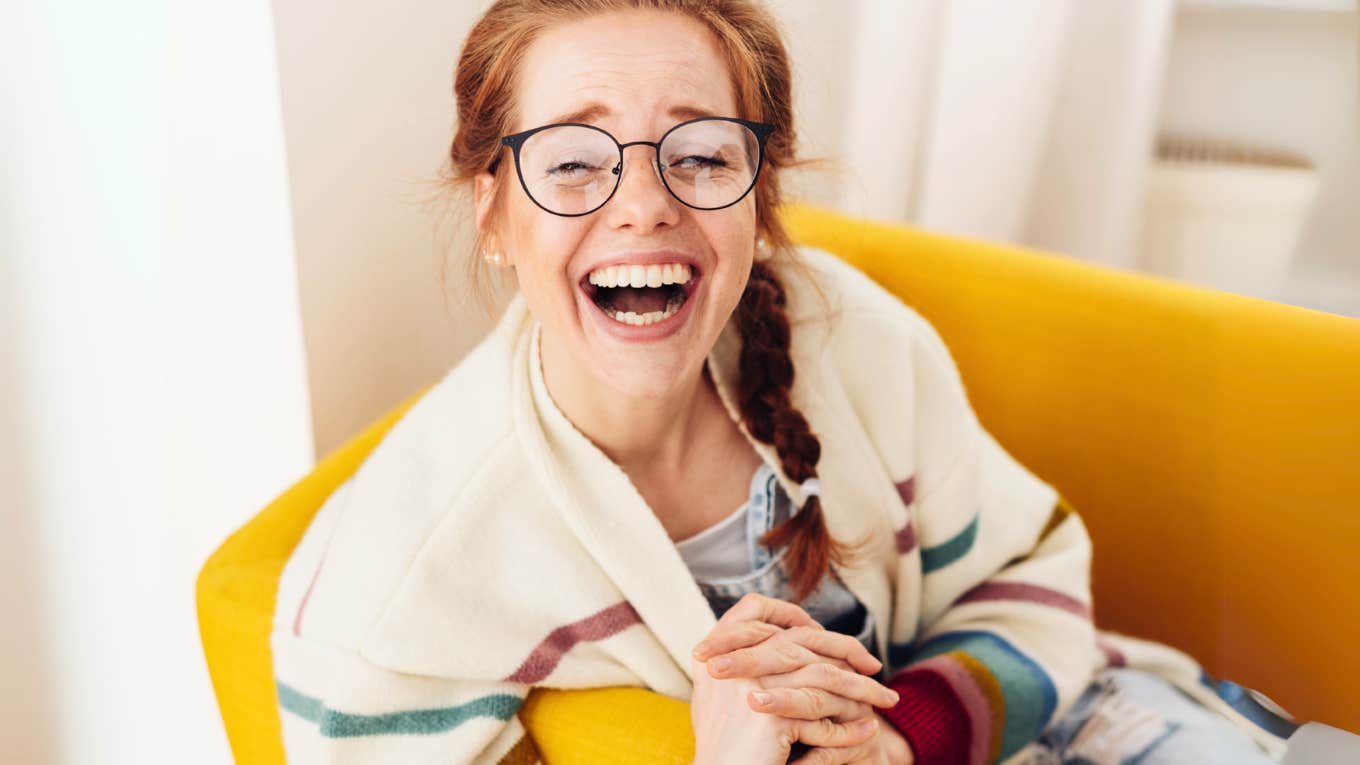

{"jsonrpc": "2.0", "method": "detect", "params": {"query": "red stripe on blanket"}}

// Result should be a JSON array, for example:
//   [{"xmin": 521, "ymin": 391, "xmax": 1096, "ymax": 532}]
[
  {"xmin": 952, "ymin": 581, "xmax": 1092, "ymax": 620},
  {"xmin": 503, "ymin": 601, "xmax": 643, "ymax": 684},
  {"xmin": 895, "ymin": 475, "xmax": 918, "ymax": 554}
]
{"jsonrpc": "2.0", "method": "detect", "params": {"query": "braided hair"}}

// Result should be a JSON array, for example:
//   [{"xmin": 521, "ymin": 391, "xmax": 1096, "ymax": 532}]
[{"xmin": 735, "ymin": 258, "xmax": 872, "ymax": 604}]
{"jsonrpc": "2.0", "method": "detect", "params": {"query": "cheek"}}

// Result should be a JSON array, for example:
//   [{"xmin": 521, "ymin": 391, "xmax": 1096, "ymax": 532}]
[
  {"xmin": 504, "ymin": 203, "xmax": 587, "ymax": 293},
  {"xmin": 705, "ymin": 210, "xmax": 757, "ymax": 274}
]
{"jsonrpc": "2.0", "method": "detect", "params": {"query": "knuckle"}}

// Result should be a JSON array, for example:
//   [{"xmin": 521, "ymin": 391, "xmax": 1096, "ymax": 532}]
[
  {"xmin": 800, "ymin": 687, "xmax": 826, "ymax": 717},
  {"xmin": 745, "ymin": 620, "xmax": 776, "ymax": 642},
  {"xmin": 720, "ymin": 647, "xmax": 749, "ymax": 670},
  {"xmin": 774, "ymin": 637, "xmax": 805, "ymax": 663},
  {"xmin": 822, "ymin": 718, "xmax": 850, "ymax": 744}
]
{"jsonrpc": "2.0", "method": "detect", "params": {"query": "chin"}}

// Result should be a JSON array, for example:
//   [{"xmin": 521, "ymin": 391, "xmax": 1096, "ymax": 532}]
[{"xmin": 599, "ymin": 359, "xmax": 698, "ymax": 401}]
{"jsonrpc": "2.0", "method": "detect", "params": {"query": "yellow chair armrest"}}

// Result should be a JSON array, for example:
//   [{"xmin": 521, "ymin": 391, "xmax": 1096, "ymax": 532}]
[{"xmin": 521, "ymin": 686, "xmax": 695, "ymax": 765}]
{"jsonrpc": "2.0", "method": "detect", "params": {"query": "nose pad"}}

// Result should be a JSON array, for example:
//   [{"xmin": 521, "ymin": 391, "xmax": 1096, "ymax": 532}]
[{"xmin": 611, "ymin": 146, "xmax": 666, "ymax": 188}]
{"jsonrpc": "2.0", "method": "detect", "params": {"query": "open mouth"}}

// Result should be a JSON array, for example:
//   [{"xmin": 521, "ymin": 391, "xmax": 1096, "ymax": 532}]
[{"xmin": 579, "ymin": 267, "xmax": 700, "ymax": 328}]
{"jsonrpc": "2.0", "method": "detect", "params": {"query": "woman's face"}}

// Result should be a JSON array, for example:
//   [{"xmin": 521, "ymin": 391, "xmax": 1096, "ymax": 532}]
[{"xmin": 476, "ymin": 9, "xmax": 758, "ymax": 402}]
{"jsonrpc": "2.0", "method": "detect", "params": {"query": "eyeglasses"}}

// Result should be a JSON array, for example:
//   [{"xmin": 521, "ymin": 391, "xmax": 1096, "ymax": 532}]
[{"xmin": 496, "ymin": 116, "xmax": 775, "ymax": 217}]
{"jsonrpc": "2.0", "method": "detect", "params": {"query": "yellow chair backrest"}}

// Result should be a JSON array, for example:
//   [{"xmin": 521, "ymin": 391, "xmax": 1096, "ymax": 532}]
[{"xmin": 197, "ymin": 204, "xmax": 1360, "ymax": 763}]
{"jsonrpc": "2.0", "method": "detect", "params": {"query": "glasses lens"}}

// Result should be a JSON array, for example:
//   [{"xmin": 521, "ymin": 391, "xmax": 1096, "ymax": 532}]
[
  {"xmin": 658, "ymin": 119, "xmax": 761, "ymax": 209},
  {"xmin": 518, "ymin": 125, "xmax": 620, "ymax": 215}
]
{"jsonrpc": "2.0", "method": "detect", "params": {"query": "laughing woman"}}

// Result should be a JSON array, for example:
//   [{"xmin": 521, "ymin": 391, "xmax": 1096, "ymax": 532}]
[{"xmin": 270, "ymin": 1, "xmax": 1300, "ymax": 763}]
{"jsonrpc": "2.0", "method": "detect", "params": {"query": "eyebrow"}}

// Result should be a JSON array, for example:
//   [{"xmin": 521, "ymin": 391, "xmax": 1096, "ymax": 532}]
[{"xmin": 547, "ymin": 102, "xmax": 720, "ymax": 126}]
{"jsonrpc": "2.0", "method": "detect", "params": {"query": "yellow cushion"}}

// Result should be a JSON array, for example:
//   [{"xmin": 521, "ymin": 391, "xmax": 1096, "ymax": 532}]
[{"xmin": 196, "ymin": 204, "xmax": 1360, "ymax": 762}]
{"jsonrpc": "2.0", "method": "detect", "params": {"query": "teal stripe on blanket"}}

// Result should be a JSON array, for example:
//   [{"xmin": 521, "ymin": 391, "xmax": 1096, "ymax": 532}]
[
  {"xmin": 890, "ymin": 630, "xmax": 1057, "ymax": 761},
  {"xmin": 277, "ymin": 680, "xmax": 523, "ymax": 738},
  {"xmin": 921, "ymin": 512, "xmax": 978, "ymax": 573}
]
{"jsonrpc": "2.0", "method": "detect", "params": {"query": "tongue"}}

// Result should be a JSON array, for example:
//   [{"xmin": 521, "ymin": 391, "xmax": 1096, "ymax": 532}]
[{"xmin": 606, "ymin": 286, "xmax": 671, "ymax": 314}]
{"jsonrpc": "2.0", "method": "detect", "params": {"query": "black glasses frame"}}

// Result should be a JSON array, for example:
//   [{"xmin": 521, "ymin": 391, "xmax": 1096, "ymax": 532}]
[{"xmin": 496, "ymin": 116, "xmax": 776, "ymax": 218}]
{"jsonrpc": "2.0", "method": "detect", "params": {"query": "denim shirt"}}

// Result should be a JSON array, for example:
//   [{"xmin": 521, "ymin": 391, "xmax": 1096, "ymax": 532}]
[{"xmin": 674, "ymin": 461, "xmax": 877, "ymax": 658}]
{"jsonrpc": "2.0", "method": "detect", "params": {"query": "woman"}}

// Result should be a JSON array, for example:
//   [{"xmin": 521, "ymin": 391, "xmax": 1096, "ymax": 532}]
[{"xmin": 270, "ymin": 1, "xmax": 1300, "ymax": 763}]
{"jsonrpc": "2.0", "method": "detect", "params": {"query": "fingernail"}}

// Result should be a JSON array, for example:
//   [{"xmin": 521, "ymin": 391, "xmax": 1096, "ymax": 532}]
[
  {"xmin": 692, "ymin": 642, "xmax": 710, "ymax": 658},
  {"xmin": 752, "ymin": 691, "xmax": 772, "ymax": 706},
  {"xmin": 889, "ymin": 691, "xmax": 901, "ymax": 704},
  {"xmin": 711, "ymin": 657, "xmax": 732, "ymax": 673},
  {"xmin": 862, "ymin": 718, "xmax": 879, "ymax": 730}
]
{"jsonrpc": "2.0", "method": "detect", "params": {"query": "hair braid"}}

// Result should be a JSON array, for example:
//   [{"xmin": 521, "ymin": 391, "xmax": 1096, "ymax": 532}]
[{"xmin": 735, "ymin": 260, "xmax": 869, "ymax": 604}]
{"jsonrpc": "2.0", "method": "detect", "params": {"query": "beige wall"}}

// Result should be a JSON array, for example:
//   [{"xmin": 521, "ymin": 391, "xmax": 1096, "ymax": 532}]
[{"xmin": 273, "ymin": 0, "xmax": 500, "ymax": 457}]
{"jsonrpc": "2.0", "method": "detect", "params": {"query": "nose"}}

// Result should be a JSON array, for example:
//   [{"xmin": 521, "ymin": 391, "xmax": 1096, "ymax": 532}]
[{"xmin": 603, "ymin": 143, "xmax": 680, "ymax": 234}]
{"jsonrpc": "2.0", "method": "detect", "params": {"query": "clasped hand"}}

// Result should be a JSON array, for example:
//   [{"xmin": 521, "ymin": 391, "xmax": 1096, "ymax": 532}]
[{"xmin": 688, "ymin": 593, "xmax": 915, "ymax": 765}]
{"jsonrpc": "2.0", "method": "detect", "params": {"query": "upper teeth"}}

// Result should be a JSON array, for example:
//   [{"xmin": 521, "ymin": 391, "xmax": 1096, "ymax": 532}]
[{"xmin": 588, "ymin": 263, "xmax": 692, "ymax": 289}]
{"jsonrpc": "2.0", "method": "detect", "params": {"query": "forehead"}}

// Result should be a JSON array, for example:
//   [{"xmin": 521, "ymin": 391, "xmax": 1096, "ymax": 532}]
[{"xmin": 514, "ymin": 9, "xmax": 739, "ymax": 133}]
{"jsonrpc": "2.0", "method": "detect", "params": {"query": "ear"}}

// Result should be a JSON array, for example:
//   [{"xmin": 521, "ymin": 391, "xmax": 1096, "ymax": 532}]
[
  {"xmin": 473, "ymin": 170, "xmax": 508, "ymax": 265},
  {"xmin": 474, "ymin": 170, "xmax": 498, "ymax": 236}
]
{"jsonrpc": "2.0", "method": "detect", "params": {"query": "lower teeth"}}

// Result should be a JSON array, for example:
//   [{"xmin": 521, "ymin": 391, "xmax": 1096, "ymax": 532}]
[{"xmin": 607, "ymin": 294, "xmax": 684, "ymax": 327}]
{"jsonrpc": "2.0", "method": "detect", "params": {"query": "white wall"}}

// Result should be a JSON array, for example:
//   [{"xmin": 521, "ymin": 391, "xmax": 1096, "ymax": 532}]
[{"xmin": 2, "ymin": 0, "xmax": 314, "ymax": 762}]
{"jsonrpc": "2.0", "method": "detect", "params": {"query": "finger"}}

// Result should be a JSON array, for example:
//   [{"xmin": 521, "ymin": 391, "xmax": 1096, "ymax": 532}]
[
  {"xmin": 713, "ymin": 592, "xmax": 821, "ymax": 634},
  {"xmin": 712, "ymin": 652, "xmax": 856, "ymax": 677},
  {"xmin": 792, "ymin": 715, "xmax": 879, "ymax": 750},
  {"xmin": 780, "ymin": 625, "xmax": 883, "ymax": 676},
  {"xmin": 700, "ymin": 624, "xmax": 882, "ymax": 677},
  {"xmin": 691, "ymin": 618, "xmax": 782, "ymax": 662},
  {"xmin": 789, "ymin": 740, "xmax": 877, "ymax": 765},
  {"xmin": 759, "ymin": 662, "xmax": 900, "ymax": 709},
  {"xmin": 748, "ymin": 685, "xmax": 872, "ymax": 724},
  {"xmin": 708, "ymin": 632, "xmax": 824, "ymax": 678}
]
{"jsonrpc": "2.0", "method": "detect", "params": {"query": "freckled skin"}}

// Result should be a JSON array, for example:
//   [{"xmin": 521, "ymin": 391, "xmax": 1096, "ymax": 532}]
[{"xmin": 474, "ymin": 9, "xmax": 758, "ymax": 468}]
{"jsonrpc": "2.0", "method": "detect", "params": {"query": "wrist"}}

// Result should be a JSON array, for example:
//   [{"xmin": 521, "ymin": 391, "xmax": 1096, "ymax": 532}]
[{"xmin": 875, "ymin": 711, "xmax": 916, "ymax": 764}]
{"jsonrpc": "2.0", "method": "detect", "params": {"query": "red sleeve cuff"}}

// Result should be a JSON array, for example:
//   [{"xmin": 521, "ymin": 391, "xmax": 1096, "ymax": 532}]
[{"xmin": 881, "ymin": 668, "xmax": 974, "ymax": 765}]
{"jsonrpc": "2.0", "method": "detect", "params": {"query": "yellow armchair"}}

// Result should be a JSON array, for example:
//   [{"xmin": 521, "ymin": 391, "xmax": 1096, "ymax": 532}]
[{"xmin": 197, "ymin": 204, "xmax": 1360, "ymax": 763}]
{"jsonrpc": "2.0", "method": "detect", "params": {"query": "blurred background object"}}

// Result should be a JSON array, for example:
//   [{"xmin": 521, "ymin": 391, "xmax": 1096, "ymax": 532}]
[
  {"xmin": 1, "ymin": 0, "xmax": 1355, "ymax": 762},
  {"xmin": 1140, "ymin": 134, "xmax": 1320, "ymax": 299}
]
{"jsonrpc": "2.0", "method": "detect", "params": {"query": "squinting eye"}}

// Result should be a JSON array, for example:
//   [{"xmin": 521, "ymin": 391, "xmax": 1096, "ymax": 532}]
[
  {"xmin": 547, "ymin": 161, "xmax": 597, "ymax": 176},
  {"xmin": 670, "ymin": 155, "xmax": 729, "ymax": 170}
]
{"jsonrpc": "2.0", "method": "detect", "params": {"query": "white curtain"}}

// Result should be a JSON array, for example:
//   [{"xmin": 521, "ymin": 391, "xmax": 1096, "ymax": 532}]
[{"xmin": 778, "ymin": 0, "xmax": 1176, "ymax": 269}]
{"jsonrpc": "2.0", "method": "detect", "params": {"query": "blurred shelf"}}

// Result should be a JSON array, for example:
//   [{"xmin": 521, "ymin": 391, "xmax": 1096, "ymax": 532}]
[{"xmin": 1180, "ymin": 0, "xmax": 1356, "ymax": 11}]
